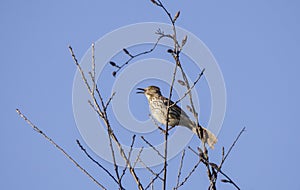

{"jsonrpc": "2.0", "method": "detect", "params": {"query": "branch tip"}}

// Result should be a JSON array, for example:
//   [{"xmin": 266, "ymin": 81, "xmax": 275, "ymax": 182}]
[{"xmin": 173, "ymin": 11, "xmax": 180, "ymax": 22}]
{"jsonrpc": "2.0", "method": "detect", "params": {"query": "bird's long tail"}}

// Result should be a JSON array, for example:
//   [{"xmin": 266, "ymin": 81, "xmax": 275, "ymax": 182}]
[{"xmin": 191, "ymin": 124, "xmax": 218, "ymax": 149}]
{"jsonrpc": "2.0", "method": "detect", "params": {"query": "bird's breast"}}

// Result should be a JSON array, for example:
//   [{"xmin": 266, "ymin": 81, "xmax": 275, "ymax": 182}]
[{"xmin": 149, "ymin": 99, "xmax": 168, "ymax": 124}]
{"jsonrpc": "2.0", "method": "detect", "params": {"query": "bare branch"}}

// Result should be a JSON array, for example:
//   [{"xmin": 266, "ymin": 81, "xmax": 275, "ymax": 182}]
[
  {"xmin": 105, "ymin": 92, "xmax": 116, "ymax": 110},
  {"xmin": 69, "ymin": 46, "xmax": 92, "ymax": 94},
  {"xmin": 219, "ymin": 170, "xmax": 240, "ymax": 190},
  {"xmin": 175, "ymin": 157, "xmax": 201, "ymax": 189},
  {"xmin": 88, "ymin": 100, "xmax": 100, "ymax": 116},
  {"xmin": 188, "ymin": 146, "xmax": 216, "ymax": 189},
  {"xmin": 212, "ymin": 127, "xmax": 246, "ymax": 190},
  {"xmin": 111, "ymin": 35, "xmax": 164, "ymax": 76},
  {"xmin": 189, "ymin": 136, "xmax": 243, "ymax": 190},
  {"xmin": 91, "ymin": 43, "xmax": 96, "ymax": 95},
  {"xmin": 171, "ymin": 69, "xmax": 205, "ymax": 107},
  {"xmin": 175, "ymin": 149, "xmax": 185, "ymax": 188},
  {"xmin": 156, "ymin": 0, "xmax": 175, "ymax": 25},
  {"xmin": 220, "ymin": 127, "xmax": 246, "ymax": 168},
  {"xmin": 139, "ymin": 158, "xmax": 163, "ymax": 181},
  {"xmin": 133, "ymin": 147, "xmax": 144, "ymax": 168},
  {"xmin": 70, "ymin": 45, "xmax": 144, "ymax": 190},
  {"xmin": 120, "ymin": 135, "xmax": 136, "ymax": 180},
  {"xmin": 16, "ymin": 109, "xmax": 107, "ymax": 190},
  {"xmin": 141, "ymin": 136, "xmax": 164, "ymax": 159},
  {"xmin": 95, "ymin": 85, "xmax": 106, "ymax": 111},
  {"xmin": 145, "ymin": 168, "xmax": 165, "ymax": 190},
  {"xmin": 103, "ymin": 115, "xmax": 122, "ymax": 188},
  {"xmin": 76, "ymin": 140, "xmax": 119, "ymax": 186}
]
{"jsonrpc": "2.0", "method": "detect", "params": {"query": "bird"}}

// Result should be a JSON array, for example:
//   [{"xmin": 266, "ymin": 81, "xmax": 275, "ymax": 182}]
[{"xmin": 137, "ymin": 85, "xmax": 217, "ymax": 149}]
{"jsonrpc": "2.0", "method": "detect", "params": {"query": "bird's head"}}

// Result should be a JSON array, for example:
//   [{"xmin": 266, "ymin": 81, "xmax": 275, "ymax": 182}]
[{"xmin": 136, "ymin": 86, "xmax": 162, "ymax": 100}]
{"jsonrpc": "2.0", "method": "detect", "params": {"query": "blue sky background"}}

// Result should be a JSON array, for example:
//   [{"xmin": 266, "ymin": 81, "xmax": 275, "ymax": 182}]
[{"xmin": 1, "ymin": 0, "xmax": 300, "ymax": 189}]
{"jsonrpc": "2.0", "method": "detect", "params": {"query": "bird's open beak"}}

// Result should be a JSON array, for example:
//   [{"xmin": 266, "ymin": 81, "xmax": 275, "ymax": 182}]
[{"xmin": 136, "ymin": 88, "xmax": 145, "ymax": 94}]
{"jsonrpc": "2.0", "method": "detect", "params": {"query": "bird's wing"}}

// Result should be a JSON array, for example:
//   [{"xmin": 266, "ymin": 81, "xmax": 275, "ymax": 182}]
[{"xmin": 162, "ymin": 97, "xmax": 190, "ymax": 119}]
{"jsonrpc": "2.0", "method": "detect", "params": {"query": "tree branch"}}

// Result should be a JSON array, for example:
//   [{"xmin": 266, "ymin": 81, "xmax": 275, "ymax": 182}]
[{"xmin": 16, "ymin": 109, "xmax": 107, "ymax": 190}]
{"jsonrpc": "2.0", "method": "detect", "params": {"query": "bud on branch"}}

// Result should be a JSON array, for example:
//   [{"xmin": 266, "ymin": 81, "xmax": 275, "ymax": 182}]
[{"xmin": 173, "ymin": 11, "xmax": 180, "ymax": 22}]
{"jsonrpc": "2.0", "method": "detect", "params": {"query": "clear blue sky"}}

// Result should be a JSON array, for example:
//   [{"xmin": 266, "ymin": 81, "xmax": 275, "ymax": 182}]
[{"xmin": 1, "ymin": 0, "xmax": 300, "ymax": 189}]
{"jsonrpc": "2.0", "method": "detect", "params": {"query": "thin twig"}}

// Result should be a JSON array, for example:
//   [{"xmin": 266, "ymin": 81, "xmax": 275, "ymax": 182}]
[
  {"xmin": 104, "ymin": 116, "xmax": 122, "ymax": 188},
  {"xmin": 179, "ymin": 64, "xmax": 203, "ymax": 138},
  {"xmin": 203, "ymin": 146, "xmax": 216, "ymax": 190},
  {"xmin": 69, "ymin": 46, "xmax": 92, "ymax": 93},
  {"xmin": 120, "ymin": 135, "xmax": 136, "ymax": 180},
  {"xmin": 219, "ymin": 169, "xmax": 240, "ymax": 190},
  {"xmin": 175, "ymin": 158, "xmax": 201, "ymax": 189},
  {"xmin": 156, "ymin": 0, "xmax": 174, "ymax": 24},
  {"xmin": 188, "ymin": 146, "xmax": 216, "ymax": 190},
  {"xmin": 145, "ymin": 168, "xmax": 165, "ymax": 190},
  {"xmin": 171, "ymin": 69, "xmax": 205, "ymax": 107},
  {"xmin": 141, "ymin": 136, "xmax": 164, "ymax": 159},
  {"xmin": 105, "ymin": 92, "xmax": 116, "ymax": 111},
  {"xmin": 112, "ymin": 35, "xmax": 164, "ymax": 76},
  {"xmin": 220, "ymin": 127, "xmax": 246, "ymax": 168},
  {"xmin": 91, "ymin": 43, "xmax": 96, "ymax": 96},
  {"xmin": 189, "ymin": 143, "xmax": 242, "ymax": 190},
  {"xmin": 16, "ymin": 109, "xmax": 107, "ymax": 190},
  {"xmin": 133, "ymin": 147, "xmax": 144, "ymax": 168},
  {"xmin": 95, "ymin": 85, "xmax": 106, "ymax": 111},
  {"xmin": 76, "ymin": 140, "xmax": 119, "ymax": 186},
  {"xmin": 69, "ymin": 46, "xmax": 104, "ymax": 119},
  {"xmin": 87, "ymin": 100, "xmax": 98, "ymax": 112},
  {"xmin": 211, "ymin": 127, "xmax": 246, "ymax": 190},
  {"xmin": 139, "ymin": 158, "xmax": 163, "ymax": 181},
  {"xmin": 175, "ymin": 149, "xmax": 186, "ymax": 189}
]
